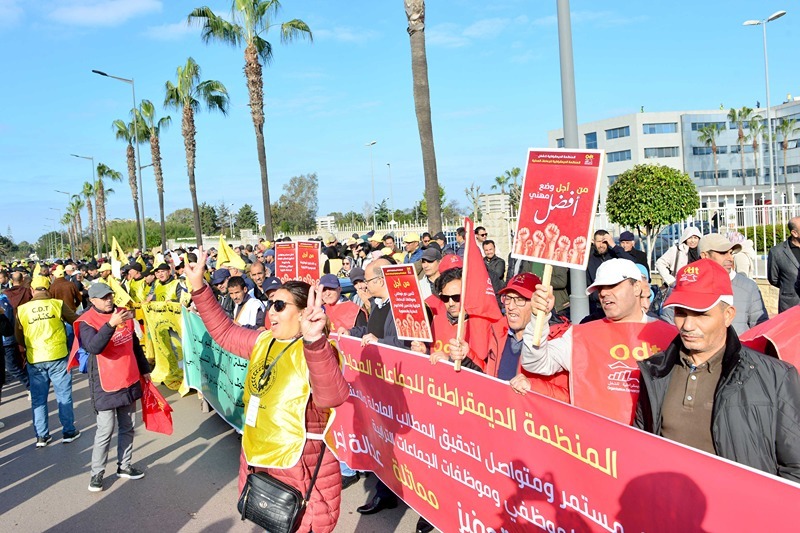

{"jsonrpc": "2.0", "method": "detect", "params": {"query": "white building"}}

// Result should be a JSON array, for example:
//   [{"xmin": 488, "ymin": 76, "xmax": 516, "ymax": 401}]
[{"xmin": 548, "ymin": 100, "xmax": 800, "ymax": 209}]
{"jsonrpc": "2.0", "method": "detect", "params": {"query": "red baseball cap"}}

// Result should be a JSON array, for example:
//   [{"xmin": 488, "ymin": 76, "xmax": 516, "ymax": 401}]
[
  {"xmin": 438, "ymin": 254, "xmax": 463, "ymax": 274},
  {"xmin": 498, "ymin": 272, "xmax": 542, "ymax": 300},
  {"xmin": 663, "ymin": 259, "xmax": 734, "ymax": 312}
]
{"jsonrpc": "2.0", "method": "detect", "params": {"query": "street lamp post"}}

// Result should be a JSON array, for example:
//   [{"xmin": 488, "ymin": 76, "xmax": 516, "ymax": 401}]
[
  {"xmin": 386, "ymin": 163, "xmax": 395, "ymax": 224},
  {"xmin": 49, "ymin": 208, "xmax": 65, "ymax": 257},
  {"xmin": 229, "ymin": 203, "xmax": 235, "ymax": 239},
  {"xmin": 45, "ymin": 218, "xmax": 57, "ymax": 258},
  {"xmin": 55, "ymin": 190, "xmax": 75, "ymax": 258},
  {"xmin": 71, "ymin": 153, "xmax": 99, "ymax": 256},
  {"xmin": 92, "ymin": 69, "xmax": 146, "ymax": 248},
  {"xmin": 744, "ymin": 10, "xmax": 787, "ymax": 208},
  {"xmin": 366, "ymin": 141, "xmax": 377, "ymax": 229}
]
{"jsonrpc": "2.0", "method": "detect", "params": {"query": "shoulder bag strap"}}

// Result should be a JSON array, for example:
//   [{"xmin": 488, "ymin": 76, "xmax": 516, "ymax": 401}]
[{"xmin": 304, "ymin": 444, "xmax": 327, "ymax": 502}]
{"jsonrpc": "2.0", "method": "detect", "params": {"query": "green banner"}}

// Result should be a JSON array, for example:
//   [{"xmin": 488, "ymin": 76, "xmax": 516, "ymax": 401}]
[{"xmin": 180, "ymin": 308, "xmax": 248, "ymax": 432}]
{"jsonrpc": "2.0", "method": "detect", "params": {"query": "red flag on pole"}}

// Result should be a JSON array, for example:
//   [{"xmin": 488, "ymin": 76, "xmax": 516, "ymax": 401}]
[{"xmin": 462, "ymin": 217, "xmax": 503, "ymax": 322}]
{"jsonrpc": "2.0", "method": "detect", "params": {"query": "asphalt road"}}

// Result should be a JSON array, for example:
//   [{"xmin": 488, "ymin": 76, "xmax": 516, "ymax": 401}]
[{"xmin": 0, "ymin": 373, "xmax": 428, "ymax": 532}]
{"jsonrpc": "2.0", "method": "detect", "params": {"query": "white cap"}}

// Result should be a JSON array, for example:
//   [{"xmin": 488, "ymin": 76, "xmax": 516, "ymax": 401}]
[{"xmin": 586, "ymin": 259, "xmax": 642, "ymax": 295}]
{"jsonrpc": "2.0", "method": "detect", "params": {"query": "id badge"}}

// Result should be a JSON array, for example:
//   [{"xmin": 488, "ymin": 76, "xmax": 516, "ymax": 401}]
[{"xmin": 245, "ymin": 395, "xmax": 260, "ymax": 427}]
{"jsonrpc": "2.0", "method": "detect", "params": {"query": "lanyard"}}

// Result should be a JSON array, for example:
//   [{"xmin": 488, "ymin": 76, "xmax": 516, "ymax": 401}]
[{"xmin": 257, "ymin": 336, "xmax": 301, "ymax": 390}]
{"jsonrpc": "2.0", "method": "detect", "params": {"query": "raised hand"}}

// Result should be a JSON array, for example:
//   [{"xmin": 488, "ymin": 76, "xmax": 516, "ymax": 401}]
[
  {"xmin": 301, "ymin": 284, "xmax": 327, "ymax": 343},
  {"xmin": 184, "ymin": 247, "xmax": 208, "ymax": 291}
]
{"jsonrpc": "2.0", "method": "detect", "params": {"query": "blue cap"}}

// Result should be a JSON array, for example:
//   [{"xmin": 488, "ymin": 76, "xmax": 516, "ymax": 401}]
[
  {"xmin": 319, "ymin": 274, "xmax": 340, "ymax": 289},
  {"xmin": 263, "ymin": 276, "xmax": 282, "ymax": 293},
  {"xmin": 210, "ymin": 269, "xmax": 230, "ymax": 285}
]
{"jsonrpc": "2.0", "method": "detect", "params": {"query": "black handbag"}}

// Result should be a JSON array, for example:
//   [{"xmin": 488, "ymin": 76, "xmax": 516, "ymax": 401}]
[{"xmin": 237, "ymin": 443, "xmax": 326, "ymax": 533}]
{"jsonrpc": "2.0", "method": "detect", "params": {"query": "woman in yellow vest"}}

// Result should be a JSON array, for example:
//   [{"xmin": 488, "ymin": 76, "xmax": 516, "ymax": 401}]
[{"xmin": 184, "ymin": 250, "xmax": 349, "ymax": 533}]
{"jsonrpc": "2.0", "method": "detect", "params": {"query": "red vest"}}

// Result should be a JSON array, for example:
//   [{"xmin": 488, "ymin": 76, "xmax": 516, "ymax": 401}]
[
  {"xmin": 326, "ymin": 300, "xmax": 363, "ymax": 331},
  {"xmin": 571, "ymin": 318, "xmax": 677, "ymax": 424},
  {"xmin": 425, "ymin": 295, "xmax": 507, "ymax": 374},
  {"xmin": 70, "ymin": 307, "xmax": 140, "ymax": 392}
]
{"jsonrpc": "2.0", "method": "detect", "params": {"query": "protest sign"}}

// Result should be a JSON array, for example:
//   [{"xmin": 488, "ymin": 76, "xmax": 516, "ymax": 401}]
[
  {"xmin": 142, "ymin": 301, "xmax": 184, "ymax": 390},
  {"xmin": 274, "ymin": 242, "xmax": 298, "ymax": 282},
  {"xmin": 512, "ymin": 149, "xmax": 604, "ymax": 269},
  {"xmin": 330, "ymin": 334, "xmax": 800, "ymax": 533},
  {"xmin": 740, "ymin": 306, "xmax": 800, "ymax": 367},
  {"xmin": 180, "ymin": 308, "xmax": 248, "ymax": 431},
  {"xmin": 381, "ymin": 264, "xmax": 433, "ymax": 342},
  {"xmin": 297, "ymin": 241, "xmax": 321, "ymax": 284}
]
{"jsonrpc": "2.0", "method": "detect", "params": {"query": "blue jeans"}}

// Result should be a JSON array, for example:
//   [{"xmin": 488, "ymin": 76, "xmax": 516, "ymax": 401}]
[
  {"xmin": 4, "ymin": 342, "xmax": 30, "ymax": 389},
  {"xmin": 28, "ymin": 357, "xmax": 75, "ymax": 438},
  {"xmin": 340, "ymin": 461, "xmax": 357, "ymax": 477}
]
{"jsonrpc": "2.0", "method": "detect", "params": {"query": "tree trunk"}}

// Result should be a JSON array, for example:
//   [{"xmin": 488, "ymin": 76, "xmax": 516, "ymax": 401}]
[
  {"xmin": 85, "ymin": 198, "xmax": 96, "ymax": 258},
  {"xmin": 406, "ymin": 0, "xmax": 442, "ymax": 234},
  {"xmin": 753, "ymin": 141, "xmax": 760, "ymax": 186},
  {"xmin": 183, "ymin": 104, "xmax": 202, "ymax": 248},
  {"xmin": 126, "ymin": 143, "xmax": 143, "ymax": 250},
  {"xmin": 783, "ymin": 144, "xmax": 790, "ymax": 202},
  {"xmin": 245, "ymin": 44, "xmax": 273, "ymax": 240},
  {"xmin": 739, "ymin": 138, "xmax": 746, "ymax": 186},
  {"xmin": 96, "ymin": 184, "xmax": 105, "ymax": 256},
  {"xmin": 712, "ymin": 145, "xmax": 719, "ymax": 186},
  {"xmin": 151, "ymin": 133, "xmax": 167, "ymax": 249}
]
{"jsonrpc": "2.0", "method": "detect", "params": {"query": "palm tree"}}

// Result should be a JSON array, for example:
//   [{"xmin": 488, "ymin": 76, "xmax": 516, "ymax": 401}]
[
  {"xmin": 139, "ymin": 100, "xmax": 172, "ymax": 249},
  {"xmin": 749, "ymin": 115, "xmax": 764, "ymax": 185},
  {"xmin": 491, "ymin": 174, "xmax": 509, "ymax": 194},
  {"xmin": 164, "ymin": 57, "xmax": 230, "ymax": 247},
  {"xmin": 404, "ymin": 0, "xmax": 442, "ymax": 234},
  {"xmin": 70, "ymin": 196, "xmax": 84, "ymax": 248},
  {"xmin": 776, "ymin": 118, "xmax": 800, "ymax": 201},
  {"xmin": 698, "ymin": 124, "xmax": 723, "ymax": 185},
  {"xmin": 189, "ymin": 2, "xmax": 312, "ymax": 240},
  {"xmin": 113, "ymin": 118, "xmax": 143, "ymax": 250},
  {"xmin": 61, "ymin": 212, "xmax": 75, "ymax": 259},
  {"xmin": 82, "ymin": 181, "xmax": 98, "ymax": 257},
  {"xmin": 96, "ymin": 163, "xmax": 122, "ymax": 253},
  {"xmin": 728, "ymin": 107, "xmax": 753, "ymax": 185}
]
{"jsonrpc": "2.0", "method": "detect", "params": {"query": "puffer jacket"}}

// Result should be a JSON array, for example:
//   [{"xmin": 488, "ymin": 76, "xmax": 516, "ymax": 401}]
[
  {"xmin": 636, "ymin": 327, "xmax": 800, "ymax": 482},
  {"xmin": 655, "ymin": 226, "xmax": 703, "ymax": 286},
  {"xmin": 192, "ymin": 284, "xmax": 349, "ymax": 533}
]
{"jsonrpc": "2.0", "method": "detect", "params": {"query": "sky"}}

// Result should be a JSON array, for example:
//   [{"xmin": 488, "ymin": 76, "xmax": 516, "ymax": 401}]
[{"xmin": 0, "ymin": 0, "xmax": 797, "ymax": 244}]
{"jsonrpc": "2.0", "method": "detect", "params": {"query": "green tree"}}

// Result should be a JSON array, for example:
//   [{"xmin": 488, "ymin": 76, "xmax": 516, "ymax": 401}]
[
  {"xmin": 697, "ymin": 124, "xmax": 723, "ymax": 185},
  {"xmin": 776, "ymin": 118, "xmax": 800, "ymax": 201},
  {"xmin": 139, "ymin": 99, "xmax": 172, "ymax": 249},
  {"xmin": 81, "ymin": 181, "xmax": 98, "ymax": 257},
  {"xmin": 505, "ymin": 167, "xmax": 523, "ymax": 215},
  {"xmin": 749, "ymin": 115, "xmax": 765, "ymax": 185},
  {"xmin": 112, "ymin": 117, "xmax": 143, "ymax": 249},
  {"xmin": 236, "ymin": 204, "xmax": 260, "ymax": 232},
  {"xmin": 375, "ymin": 199, "xmax": 390, "ymax": 225},
  {"xmin": 164, "ymin": 57, "xmax": 230, "ymax": 246},
  {"xmin": 491, "ymin": 174, "xmax": 509, "ymax": 194},
  {"xmin": 189, "ymin": 1, "xmax": 313, "ymax": 241},
  {"xmin": 167, "ymin": 208, "xmax": 194, "ymax": 226},
  {"xmin": 199, "ymin": 202, "xmax": 219, "ymax": 236},
  {"xmin": 271, "ymin": 173, "xmax": 318, "ymax": 232},
  {"xmin": 728, "ymin": 106, "xmax": 753, "ymax": 185},
  {"xmin": 606, "ymin": 164, "xmax": 700, "ymax": 267},
  {"xmin": 465, "ymin": 183, "xmax": 481, "ymax": 221},
  {"xmin": 404, "ymin": 0, "xmax": 442, "ymax": 234},
  {"xmin": 95, "ymin": 163, "xmax": 122, "ymax": 252}
]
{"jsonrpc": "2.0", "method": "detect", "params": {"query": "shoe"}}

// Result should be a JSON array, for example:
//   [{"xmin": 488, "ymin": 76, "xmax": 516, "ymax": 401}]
[
  {"xmin": 62, "ymin": 429, "xmax": 81, "ymax": 443},
  {"xmin": 357, "ymin": 495, "xmax": 398, "ymax": 515},
  {"xmin": 416, "ymin": 516, "xmax": 435, "ymax": 533},
  {"xmin": 342, "ymin": 472, "xmax": 360, "ymax": 490},
  {"xmin": 0, "ymin": 421, "xmax": 5, "ymax": 429},
  {"xmin": 117, "ymin": 466, "xmax": 145, "ymax": 480},
  {"xmin": 88, "ymin": 472, "xmax": 104, "ymax": 492},
  {"xmin": 27, "ymin": 391, "xmax": 31, "ymax": 401},
  {"xmin": 35, "ymin": 435, "xmax": 52, "ymax": 448}
]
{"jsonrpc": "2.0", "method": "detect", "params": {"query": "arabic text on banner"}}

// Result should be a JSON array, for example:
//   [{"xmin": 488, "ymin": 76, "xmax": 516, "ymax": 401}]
[{"xmin": 142, "ymin": 301, "xmax": 184, "ymax": 390}]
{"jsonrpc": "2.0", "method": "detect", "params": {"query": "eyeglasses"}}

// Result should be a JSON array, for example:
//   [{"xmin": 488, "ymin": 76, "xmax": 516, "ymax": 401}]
[
  {"xmin": 421, "ymin": 259, "xmax": 437, "ymax": 264},
  {"xmin": 265, "ymin": 299, "xmax": 297, "ymax": 312},
  {"xmin": 365, "ymin": 275, "xmax": 382, "ymax": 284},
  {"xmin": 501, "ymin": 294, "xmax": 529, "ymax": 307},
  {"xmin": 439, "ymin": 293, "xmax": 461, "ymax": 303},
  {"xmin": 478, "ymin": 233, "xmax": 488, "ymax": 237}
]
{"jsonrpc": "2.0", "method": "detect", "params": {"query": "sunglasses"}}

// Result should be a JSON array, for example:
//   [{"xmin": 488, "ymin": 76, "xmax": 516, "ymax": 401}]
[
  {"xmin": 478, "ymin": 233, "xmax": 488, "ymax": 237},
  {"xmin": 439, "ymin": 294, "xmax": 461, "ymax": 303},
  {"xmin": 265, "ymin": 299, "xmax": 297, "ymax": 312},
  {"xmin": 421, "ymin": 259, "xmax": 437, "ymax": 264}
]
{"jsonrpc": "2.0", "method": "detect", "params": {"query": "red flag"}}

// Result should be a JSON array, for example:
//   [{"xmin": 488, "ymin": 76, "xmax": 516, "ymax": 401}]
[
  {"xmin": 462, "ymin": 217, "xmax": 503, "ymax": 322},
  {"xmin": 740, "ymin": 306, "xmax": 800, "ymax": 367}
]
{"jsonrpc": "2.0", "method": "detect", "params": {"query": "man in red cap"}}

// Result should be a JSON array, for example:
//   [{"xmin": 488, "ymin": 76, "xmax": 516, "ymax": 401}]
[{"xmin": 636, "ymin": 259, "xmax": 800, "ymax": 481}]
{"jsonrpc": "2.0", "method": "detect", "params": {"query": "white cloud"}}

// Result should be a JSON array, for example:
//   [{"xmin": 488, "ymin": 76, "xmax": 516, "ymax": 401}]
[
  {"xmin": 427, "ymin": 16, "xmax": 527, "ymax": 48},
  {"xmin": 426, "ymin": 23, "xmax": 470, "ymax": 48},
  {"xmin": 532, "ymin": 11, "xmax": 647, "ymax": 28},
  {"xmin": 0, "ymin": 0, "xmax": 24, "ymax": 28},
  {"xmin": 49, "ymin": 0, "xmax": 162, "ymax": 27},
  {"xmin": 143, "ymin": 20, "xmax": 193, "ymax": 41},
  {"xmin": 314, "ymin": 27, "xmax": 379, "ymax": 44},
  {"xmin": 462, "ymin": 18, "xmax": 509, "ymax": 39}
]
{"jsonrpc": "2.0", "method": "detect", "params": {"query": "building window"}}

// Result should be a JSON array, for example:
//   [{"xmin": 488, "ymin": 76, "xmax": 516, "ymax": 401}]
[
  {"xmin": 643, "ymin": 122, "xmax": 678, "ymax": 134},
  {"xmin": 557, "ymin": 138, "xmax": 565, "ymax": 148},
  {"xmin": 729, "ymin": 121, "xmax": 751, "ymax": 130},
  {"xmin": 691, "ymin": 121, "xmax": 726, "ymax": 131},
  {"xmin": 730, "ymin": 144, "xmax": 755, "ymax": 154},
  {"xmin": 605, "ymin": 126, "xmax": 630, "ymax": 140},
  {"xmin": 607, "ymin": 150, "xmax": 631, "ymax": 163},
  {"xmin": 694, "ymin": 170, "xmax": 729, "ymax": 180},
  {"xmin": 692, "ymin": 146, "xmax": 728, "ymax": 155},
  {"xmin": 585, "ymin": 132, "xmax": 597, "ymax": 149},
  {"xmin": 644, "ymin": 147, "xmax": 679, "ymax": 158},
  {"xmin": 783, "ymin": 165, "xmax": 800, "ymax": 175},
  {"xmin": 608, "ymin": 175, "xmax": 619, "ymax": 185},
  {"xmin": 731, "ymin": 168, "xmax": 757, "ymax": 178}
]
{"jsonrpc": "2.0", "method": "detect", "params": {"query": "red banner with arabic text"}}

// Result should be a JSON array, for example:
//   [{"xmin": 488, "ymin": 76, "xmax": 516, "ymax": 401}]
[
  {"xmin": 513, "ymin": 149, "xmax": 604, "ymax": 269},
  {"xmin": 297, "ymin": 241, "xmax": 320, "ymax": 285},
  {"xmin": 330, "ymin": 335, "xmax": 800, "ymax": 533},
  {"xmin": 382, "ymin": 264, "xmax": 433, "ymax": 342},
  {"xmin": 274, "ymin": 242, "xmax": 297, "ymax": 282}
]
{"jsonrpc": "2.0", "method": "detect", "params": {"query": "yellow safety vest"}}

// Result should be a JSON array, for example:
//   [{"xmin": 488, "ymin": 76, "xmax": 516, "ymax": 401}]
[
  {"xmin": 17, "ymin": 298, "xmax": 67, "ymax": 363},
  {"xmin": 242, "ymin": 333, "xmax": 339, "ymax": 469},
  {"xmin": 154, "ymin": 278, "xmax": 179, "ymax": 302}
]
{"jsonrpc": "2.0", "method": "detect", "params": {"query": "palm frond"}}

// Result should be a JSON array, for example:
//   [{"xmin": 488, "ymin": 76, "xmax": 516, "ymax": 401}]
[{"xmin": 280, "ymin": 19, "xmax": 312, "ymax": 44}]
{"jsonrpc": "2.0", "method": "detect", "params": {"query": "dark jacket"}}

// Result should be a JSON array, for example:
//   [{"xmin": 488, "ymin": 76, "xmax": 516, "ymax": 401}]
[
  {"xmin": 636, "ymin": 327, "xmax": 800, "ymax": 482},
  {"xmin": 484, "ymin": 255, "xmax": 506, "ymax": 295},
  {"xmin": 79, "ymin": 307, "xmax": 150, "ymax": 412},
  {"xmin": 767, "ymin": 240, "xmax": 800, "ymax": 312}
]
